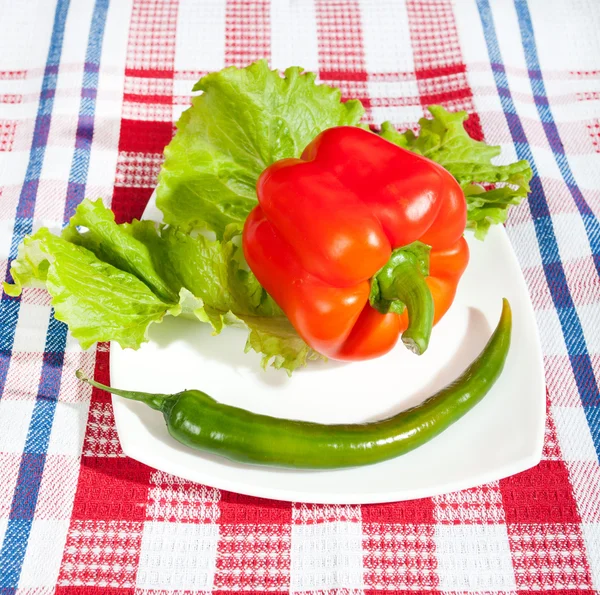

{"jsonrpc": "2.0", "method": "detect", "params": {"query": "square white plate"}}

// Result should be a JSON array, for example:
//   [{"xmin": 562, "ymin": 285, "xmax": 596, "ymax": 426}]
[{"xmin": 110, "ymin": 195, "xmax": 545, "ymax": 504}]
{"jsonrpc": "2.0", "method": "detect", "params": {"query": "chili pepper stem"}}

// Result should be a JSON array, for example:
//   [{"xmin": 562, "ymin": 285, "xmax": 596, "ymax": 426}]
[{"xmin": 75, "ymin": 369, "xmax": 171, "ymax": 411}]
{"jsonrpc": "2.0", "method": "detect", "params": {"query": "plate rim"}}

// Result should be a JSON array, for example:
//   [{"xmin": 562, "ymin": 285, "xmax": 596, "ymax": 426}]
[{"xmin": 110, "ymin": 192, "xmax": 546, "ymax": 504}]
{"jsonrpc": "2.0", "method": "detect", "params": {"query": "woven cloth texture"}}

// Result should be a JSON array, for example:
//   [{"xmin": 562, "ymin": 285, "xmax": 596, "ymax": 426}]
[{"xmin": 1, "ymin": 0, "xmax": 600, "ymax": 592}]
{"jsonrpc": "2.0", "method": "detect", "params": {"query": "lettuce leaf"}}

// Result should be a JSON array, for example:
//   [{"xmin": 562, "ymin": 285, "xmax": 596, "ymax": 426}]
[
  {"xmin": 5, "ymin": 199, "xmax": 319, "ymax": 373},
  {"xmin": 4, "ymin": 227, "xmax": 179, "ymax": 350},
  {"xmin": 380, "ymin": 105, "xmax": 532, "ymax": 238},
  {"xmin": 157, "ymin": 59, "xmax": 364, "ymax": 237},
  {"xmin": 5, "ymin": 65, "xmax": 533, "ymax": 375}
]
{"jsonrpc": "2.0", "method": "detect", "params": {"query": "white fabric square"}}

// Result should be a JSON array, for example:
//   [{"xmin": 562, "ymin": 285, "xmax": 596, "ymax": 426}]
[
  {"xmin": 489, "ymin": 0, "xmax": 523, "ymax": 69},
  {"xmin": 360, "ymin": 0, "xmax": 415, "ymax": 73},
  {"xmin": 34, "ymin": 454, "xmax": 81, "ymax": 520},
  {"xmin": 39, "ymin": 146, "xmax": 75, "ymax": 185},
  {"xmin": 58, "ymin": 350, "xmax": 96, "ymax": 402},
  {"xmin": 464, "ymin": 67, "xmax": 497, "ymax": 91},
  {"xmin": 506, "ymin": 221, "xmax": 543, "ymax": 270},
  {"xmin": 0, "ymin": 453, "xmax": 21, "ymax": 518},
  {"xmin": 63, "ymin": 330, "xmax": 88, "ymax": 353},
  {"xmin": 434, "ymin": 524, "xmax": 517, "ymax": 591},
  {"xmin": 367, "ymin": 80, "xmax": 418, "ymax": 101},
  {"xmin": 32, "ymin": 181, "xmax": 68, "ymax": 231},
  {"xmin": 0, "ymin": 153, "xmax": 30, "ymax": 185},
  {"xmin": 529, "ymin": 144, "xmax": 563, "ymax": 180},
  {"xmin": 45, "ymin": 112, "xmax": 78, "ymax": 155},
  {"xmin": 271, "ymin": 0, "xmax": 319, "ymax": 71},
  {"xmin": 370, "ymin": 104, "xmax": 423, "ymax": 131},
  {"xmin": 11, "ymin": 303, "xmax": 51, "ymax": 353},
  {"xmin": 505, "ymin": 73, "xmax": 537, "ymax": 97},
  {"xmin": 0, "ymin": 0, "xmax": 56, "ymax": 71},
  {"xmin": 535, "ymin": 308, "xmax": 568, "ymax": 356},
  {"xmin": 552, "ymin": 406, "xmax": 598, "ymax": 461},
  {"xmin": 0, "ymin": 400, "xmax": 34, "ymax": 454},
  {"xmin": 562, "ymin": 98, "xmax": 600, "ymax": 122},
  {"xmin": 529, "ymin": 0, "xmax": 600, "ymax": 72},
  {"xmin": 175, "ymin": 0, "xmax": 225, "ymax": 73},
  {"xmin": 0, "ymin": 519, "xmax": 7, "ymax": 552},
  {"xmin": 85, "ymin": 145, "xmax": 120, "ymax": 196},
  {"xmin": 0, "ymin": 219, "xmax": 14, "ymax": 259},
  {"xmin": 290, "ymin": 520, "xmax": 364, "ymax": 593},
  {"xmin": 553, "ymin": 212, "xmax": 592, "ymax": 264},
  {"xmin": 19, "ymin": 519, "xmax": 70, "ymax": 588},
  {"xmin": 576, "ymin": 303, "xmax": 600, "ymax": 353},
  {"xmin": 173, "ymin": 77, "xmax": 196, "ymax": 98},
  {"xmin": 136, "ymin": 521, "xmax": 219, "ymax": 591},
  {"xmin": 453, "ymin": 0, "xmax": 489, "ymax": 67},
  {"xmin": 99, "ymin": 0, "xmax": 132, "ymax": 72},
  {"xmin": 2, "ymin": 352, "xmax": 45, "ymax": 402},
  {"xmin": 472, "ymin": 89, "xmax": 507, "ymax": 125},
  {"xmin": 567, "ymin": 462, "xmax": 600, "ymax": 523},
  {"xmin": 61, "ymin": 0, "xmax": 96, "ymax": 67},
  {"xmin": 582, "ymin": 523, "xmax": 600, "ymax": 590},
  {"xmin": 46, "ymin": 401, "xmax": 88, "ymax": 456},
  {"xmin": 564, "ymin": 153, "xmax": 600, "ymax": 193}
]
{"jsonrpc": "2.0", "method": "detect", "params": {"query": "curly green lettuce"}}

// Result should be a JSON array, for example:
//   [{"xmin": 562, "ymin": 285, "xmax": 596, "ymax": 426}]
[
  {"xmin": 380, "ymin": 105, "xmax": 532, "ymax": 239},
  {"xmin": 157, "ymin": 59, "xmax": 364, "ymax": 237},
  {"xmin": 4, "ymin": 63, "xmax": 533, "ymax": 374},
  {"xmin": 4, "ymin": 199, "xmax": 320, "ymax": 373}
]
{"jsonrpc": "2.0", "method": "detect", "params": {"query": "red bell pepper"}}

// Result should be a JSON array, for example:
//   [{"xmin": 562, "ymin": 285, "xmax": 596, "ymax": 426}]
[{"xmin": 243, "ymin": 126, "xmax": 469, "ymax": 361}]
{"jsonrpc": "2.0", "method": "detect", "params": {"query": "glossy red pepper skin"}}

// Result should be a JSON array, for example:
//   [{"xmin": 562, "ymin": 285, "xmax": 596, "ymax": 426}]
[{"xmin": 243, "ymin": 126, "xmax": 469, "ymax": 360}]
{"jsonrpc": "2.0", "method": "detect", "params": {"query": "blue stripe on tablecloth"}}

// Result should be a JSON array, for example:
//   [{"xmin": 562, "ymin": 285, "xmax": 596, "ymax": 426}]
[
  {"xmin": 512, "ymin": 0, "xmax": 600, "ymax": 456},
  {"xmin": 0, "ymin": 0, "xmax": 70, "ymax": 400},
  {"xmin": 64, "ymin": 0, "xmax": 109, "ymax": 220},
  {"xmin": 513, "ymin": 0, "xmax": 600, "ymax": 272},
  {"xmin": 476, "ymin": 0, "xmax": 600, "ymax": 461},
  {"xmin": 0, "ymin": 0, "xmax": 110, "ymax": 589},
  {"xmin": 0, "ymin": 0, "xmax": 70, "ymax": 586}
]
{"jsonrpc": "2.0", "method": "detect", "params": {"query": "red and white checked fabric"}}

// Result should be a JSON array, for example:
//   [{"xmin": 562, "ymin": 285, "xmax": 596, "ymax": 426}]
[{"xmin": 1, "ymin": 0, "xmax": 600, "ymax": 592}]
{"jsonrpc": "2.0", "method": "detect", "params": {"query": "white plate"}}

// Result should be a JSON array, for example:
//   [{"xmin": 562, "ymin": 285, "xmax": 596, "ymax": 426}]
[{"xmin": 110, "ymin": 195, "xmax": 545, "ymax": 504}]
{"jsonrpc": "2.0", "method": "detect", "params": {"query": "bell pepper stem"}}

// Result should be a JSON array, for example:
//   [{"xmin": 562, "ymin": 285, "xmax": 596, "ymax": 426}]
[
  {"xmin": 370, "ymin": 242, "xmax": 434, "ymax": 356},
  {"xmin": 371, "ymin": 249, "xmax": 434, "ymax": 355},
  {"xmin": 378, "ymin": 259, "xmax": 434, "ymax": 356},
  {"xmin": 76, "ymin": 369, "xmax": 170, "ymax": 411}
]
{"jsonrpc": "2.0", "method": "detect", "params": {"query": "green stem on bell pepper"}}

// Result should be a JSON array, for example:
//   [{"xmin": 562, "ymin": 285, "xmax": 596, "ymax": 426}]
[{"xmin": 370, "ymin": 242, "xmax": 434, "ymax": 355}]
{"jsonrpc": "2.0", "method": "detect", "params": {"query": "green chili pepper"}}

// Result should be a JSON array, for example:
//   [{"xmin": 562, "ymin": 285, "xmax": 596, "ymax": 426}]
[{"xmin": 77, "ymin": 299, "xmax": 512, "ymax": 469}]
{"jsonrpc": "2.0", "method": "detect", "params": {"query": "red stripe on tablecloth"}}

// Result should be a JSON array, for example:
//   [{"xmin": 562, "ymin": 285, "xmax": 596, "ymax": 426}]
[
  {"xmin": 224, "ymin": 0, "xmax": 270, "ymax": 67},
  {"xmin": 212, "ymin": 5, "xmax": 292, "ymax": 591},
  {"xmin": 315, "ymin": 0, "xmax": 371, "ymax": 121},
  {"xmin": 111, "ymin": 0, "xmax": 179, "ymax": 223},
  {"xmin": 0, "ymin": 121, "xmax": 17, "ymax": 152},
  {"xmin": 406, "ymin": 0, "xmax": 483, "ymax": 140},
  {"xmin": 0, "ymin": 69, "xmax": 27, "ymax": 79},
  {"xmin": 123, "ymin": 92, "xmax": 173, "ymax": 105},
  {"xmin": 124, "ymin": 67, "xmax": 175, "ymax": 79},
  {"xmin": 500, "ymin": 460, "xmax": 582, "ymax": 525}
]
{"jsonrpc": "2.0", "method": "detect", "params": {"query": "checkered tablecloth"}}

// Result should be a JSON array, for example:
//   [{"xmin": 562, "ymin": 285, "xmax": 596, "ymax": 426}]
[{"xmin": 1, "ymin": 0, "xmax": 599, "ymax": 592}]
